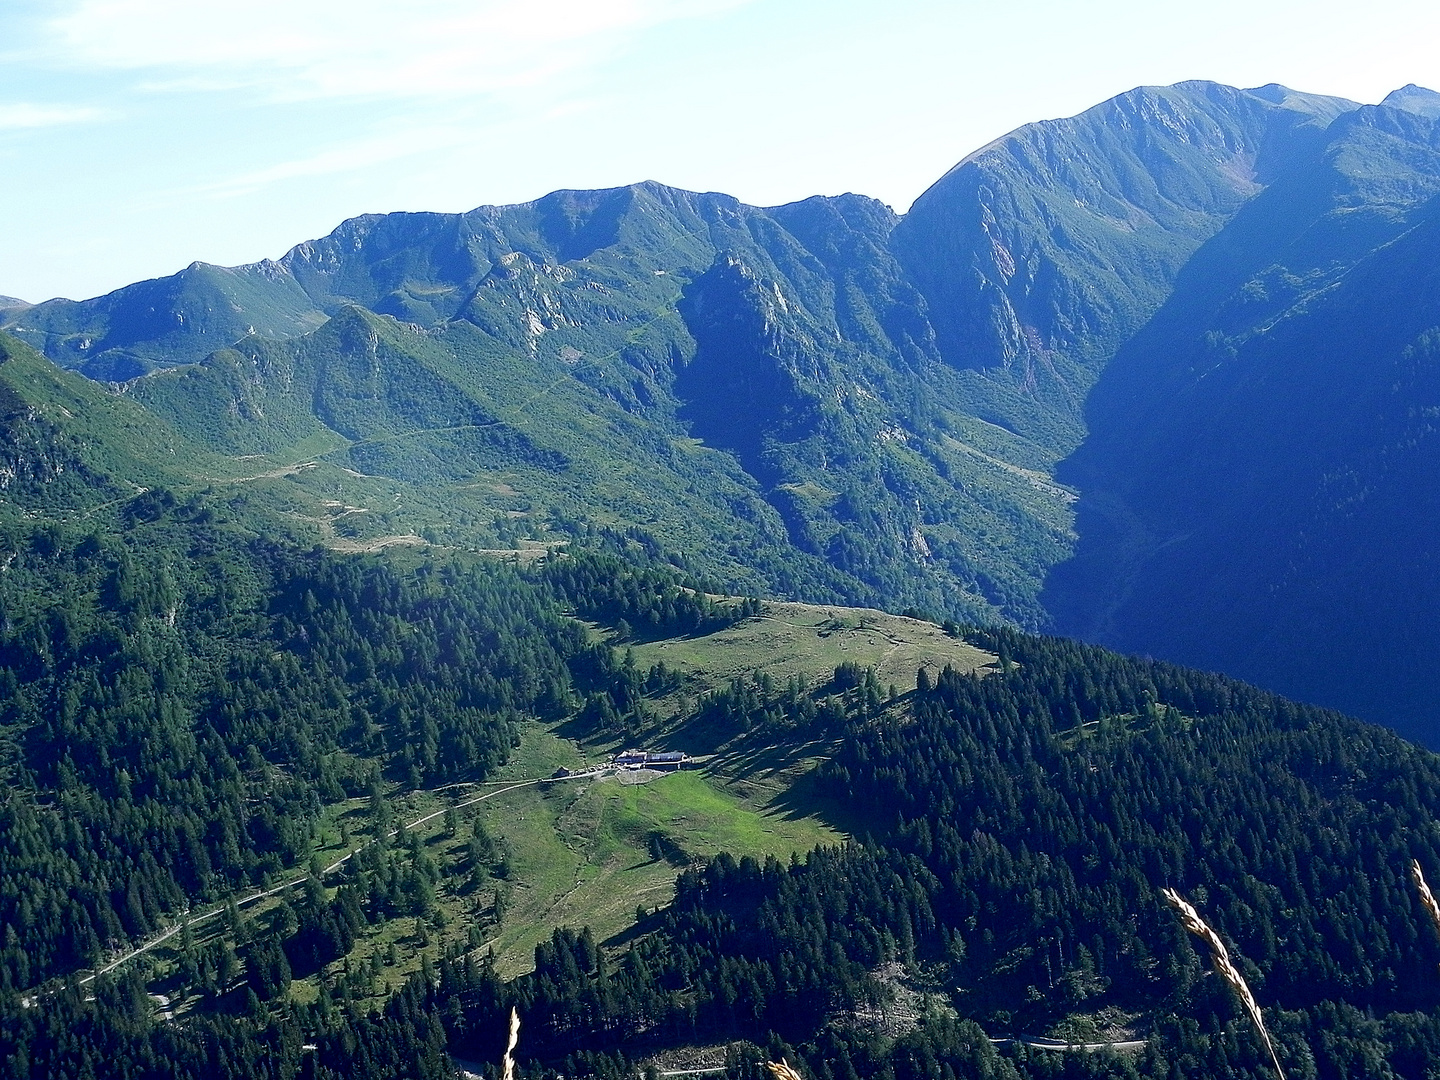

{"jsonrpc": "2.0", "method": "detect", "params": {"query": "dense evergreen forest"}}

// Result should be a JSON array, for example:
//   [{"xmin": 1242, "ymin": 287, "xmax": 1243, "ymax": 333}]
[
  {"xmin": 7, "ymin": 545, "xmax": 1440, "ymax": 1080},
  {"xmin": 541, "ymin": 550, "xmax": 760, "ymax": 641},
  {"xmin": 0, "ymin": 502, "xmax": 582, "ymax": 990},
  {"xmin": 424, "ymin": 635, "xmax": 1440, "ymax": 1080}
]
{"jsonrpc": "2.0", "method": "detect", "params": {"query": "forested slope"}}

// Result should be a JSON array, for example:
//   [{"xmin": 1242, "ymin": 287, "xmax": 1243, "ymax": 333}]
[
  {"xmin": 8, "ymin": 621, "xmax": 1440, "ymax": 1078},
  {"xmin": 0, "ymin": 505, "xmax": 587, "ymax": 989},
  {"xmin": 0, "ymin": 332, "xmax": 593, "ymax": 990}
]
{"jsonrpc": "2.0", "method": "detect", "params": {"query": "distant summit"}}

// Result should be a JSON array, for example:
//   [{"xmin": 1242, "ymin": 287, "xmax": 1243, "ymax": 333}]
[
  {"xmin": 1242, "ymin": 81, "xmax": 1358, "ymax": 118},
  {"xmin": 1381, "ymin": 83, "xmax": 1440, "ymax": 117}
]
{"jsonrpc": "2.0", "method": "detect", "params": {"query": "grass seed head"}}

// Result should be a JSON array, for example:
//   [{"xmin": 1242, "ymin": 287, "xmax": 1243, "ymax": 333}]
[
  {"xmin": 501, "ymin": 1007, "xmax": 521, "ymax": 1080},
  {"xmin": 766, "ymin": 1062, "xmax": 805, "ymax": 1080},
  {"xmin": 1412, "ymin": 859, "xmax": 1440, "ymax": 977},
  {"xmin": 1162, "ymin": 887, "xmax": 1286, "ymax": 1080},
  {"xmin": 1413, "ymin": 860, "xmax": 1440, "ymax": 942}
]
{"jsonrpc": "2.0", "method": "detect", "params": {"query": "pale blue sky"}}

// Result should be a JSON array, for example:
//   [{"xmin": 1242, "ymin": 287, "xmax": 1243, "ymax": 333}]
[{"xmin": 3, "ymin": 0, "xmax": 1438, "ymax": 303}]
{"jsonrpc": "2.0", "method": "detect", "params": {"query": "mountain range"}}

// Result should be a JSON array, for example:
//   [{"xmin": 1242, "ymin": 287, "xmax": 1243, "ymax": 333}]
[
  {"xmin": 6, "ymin": 79, "xmax": 1440, "ymax": 744},
  {"xmin": 11, "ymin": 75, "xmax": 1440, "ymax": 1080}
]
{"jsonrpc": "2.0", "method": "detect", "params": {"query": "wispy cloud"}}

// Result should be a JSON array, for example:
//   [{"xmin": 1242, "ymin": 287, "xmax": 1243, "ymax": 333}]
[
  {"xmin": 46, "ymin": 0, "xmax": 752, "ymax": 102},
  {"xmin": 0, "ymin": 102, "xmax": 102, "ymax": 129},
  {"xmin": 183, "ymin": 89, "xmax": 607, "ymax": 201},
  {"xmin": 190, "ymin": 123, "xmax": 478, "ymax": 198}
]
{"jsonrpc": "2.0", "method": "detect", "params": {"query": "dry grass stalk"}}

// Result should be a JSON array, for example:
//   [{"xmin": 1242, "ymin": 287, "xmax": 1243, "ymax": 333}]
[
  {"xmin": 1413, "ymin": 860, "xmax": 1440, "ymax": 945},
  {"xmin": 501, "ymin": 1007, "xmax": 521, "ymax": 1080},
  {"xmin": 1413, "ymin": 859, "xmax": 1440, "ymax": 979},
  {"xmin": 766, "ymin": 1062, "xmax": 805, "ymax": 1080},
  {"xmin": 1162, "ymin": 887, "xmax": 1286, "ymax": 1080}
]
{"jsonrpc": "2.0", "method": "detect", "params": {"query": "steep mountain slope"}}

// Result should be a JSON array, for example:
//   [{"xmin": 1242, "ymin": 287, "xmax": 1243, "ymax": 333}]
[
  {"xmin": 0, "ymin": 331, "xmax": 224, "ymax": 509},
  {"xmin": 95, "ymin": 183, "xmax": 1087, "ymax": 623},
  {"xmin": 16, "ymin": 81, "xmax": 1440, "ymax": 740},
  {"xmin": 8, "ymin": 260, "xmax": 326, "ymax": 380},
  {"xmin": 2, "ymin": 82, "xmax": 1368, "ymax": 634},
  {"xmin": 891, "ymin": 80, "xmax": 1354, "ymax": 453},
  {"xmin": 1046, "ymin": 95, "xmax": 1440, "ymax": 745},
  {"xmin": 1382, "ymin": 82, "xmax": 1440, "ymax": 118}
]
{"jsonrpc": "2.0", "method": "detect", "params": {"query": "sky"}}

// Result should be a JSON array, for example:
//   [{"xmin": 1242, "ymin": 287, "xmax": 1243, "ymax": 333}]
[{"xmin": 3, "ymin": 0, "xmax": 1440, "ymax": 303}]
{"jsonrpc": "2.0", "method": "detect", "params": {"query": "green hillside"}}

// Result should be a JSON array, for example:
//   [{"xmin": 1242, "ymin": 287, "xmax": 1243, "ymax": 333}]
[
  {"xmin": 891, "ymin": 80, "xmax": 1354, "ymax": 453},
  {"xmin": 0, "ymin": 337, "xmax": 959, "ymax": 1006},
  {"xmin": 116, "ymin": 232, "xmax": 1080, "ymax": 624},
  {"xmin": 0, "ymin": 332, "xmax": 239, "ymax": 511},
  {"xmin": 3, "ymin": 87, "xmax": 1360, "ymax": 633},
  {"xmin": 11, "ymin": 604, "xmax": 1440, "ymax": 1080},
  {"xmin": 7, "ymin": 260, "xmax": 325, "ymax": 379},
  {"xmin": 630, "ymin": 599, "xmax": 993, "ymax": 712}
]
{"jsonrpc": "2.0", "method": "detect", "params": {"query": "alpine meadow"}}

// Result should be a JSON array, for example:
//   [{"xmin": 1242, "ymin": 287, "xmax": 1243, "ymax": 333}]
[{"xmin": 6, "ymin": 76, "xmax": 1440, "ymax": 1080}]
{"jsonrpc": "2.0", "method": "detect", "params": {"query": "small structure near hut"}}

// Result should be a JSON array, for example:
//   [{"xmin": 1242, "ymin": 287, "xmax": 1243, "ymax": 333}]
[{"xmin": 613, "ymin": 749, "xmax": 690, "ymax": 771}]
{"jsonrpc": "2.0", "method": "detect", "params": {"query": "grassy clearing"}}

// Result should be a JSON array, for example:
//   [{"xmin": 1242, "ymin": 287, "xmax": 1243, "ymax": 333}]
[
  {"xmin": 472, "ymin": 724, "xmax": 840, "ymax": 978},
  {"xmin": 632, "ymin": 600, "xmax": 996, "ymax": 714},
  {"xmin": 1053, "ymin": 706, "xmax": 1197, "ymax": 750},
  {"xmin": 616, "ymin": 602, "xmax": 999, "ymax": 855}
]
